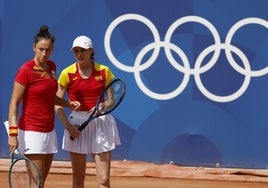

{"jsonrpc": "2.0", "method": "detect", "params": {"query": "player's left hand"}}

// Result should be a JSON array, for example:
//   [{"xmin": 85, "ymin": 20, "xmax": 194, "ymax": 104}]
[{"xmin": 69, "ymin": 101, "xmax": 81, "ymax": 111}]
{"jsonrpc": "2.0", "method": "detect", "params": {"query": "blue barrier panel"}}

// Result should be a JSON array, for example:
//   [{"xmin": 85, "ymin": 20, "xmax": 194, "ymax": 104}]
[{"xmin": 0, "ymin": 0, "xmax": 267, "ymax": 168}]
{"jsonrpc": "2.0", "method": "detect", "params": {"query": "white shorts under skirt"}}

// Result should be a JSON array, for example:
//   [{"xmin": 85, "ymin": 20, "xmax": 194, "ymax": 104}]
[
  {"xmin": 62, "ymin": 111, "xmax": 121, "ymax": 154},
  {"xmin": 18, "ymin": 129, "xmax": 58, "ymax": 154}
]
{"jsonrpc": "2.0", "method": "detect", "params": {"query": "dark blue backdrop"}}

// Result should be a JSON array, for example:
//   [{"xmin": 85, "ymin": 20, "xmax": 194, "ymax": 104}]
[{"xmin": 0, "ymin": 0, "xmax": 268, "ymax": 168}]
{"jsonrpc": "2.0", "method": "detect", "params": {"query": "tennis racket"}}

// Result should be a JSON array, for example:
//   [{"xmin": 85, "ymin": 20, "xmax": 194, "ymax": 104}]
[
  {"xmin": 70, "ymin": 78, "xmax": 126, "ymax": 140},
  {"xmin": 8, "ymin": 149, "xmax": 41, "ymax": 188},
  {"xmin": 4, "ymin": 121, "xmax": 41, "ymax": 188}
]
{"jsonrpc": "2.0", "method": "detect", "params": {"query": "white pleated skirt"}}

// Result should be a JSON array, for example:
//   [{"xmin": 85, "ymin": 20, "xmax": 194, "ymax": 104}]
[
  {"xmin": 62, "ymin": 111, "xmax": 121, "ymax": 154},
  {"xmin": 17, "ymin": 129, "xmax": 58, "ymax": 154}
]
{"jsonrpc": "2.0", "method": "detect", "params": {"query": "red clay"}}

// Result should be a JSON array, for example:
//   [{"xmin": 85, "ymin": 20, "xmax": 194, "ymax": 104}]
[{"xmin": 1, "ymin": 159, "xmax": 268, "ymax": 188}]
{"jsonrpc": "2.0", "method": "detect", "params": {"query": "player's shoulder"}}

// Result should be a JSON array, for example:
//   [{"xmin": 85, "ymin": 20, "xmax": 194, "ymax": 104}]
[
  {"xmin": 94, "ymin": 62, "xmax": 110, "ymax": 71},
  {"xmin": 62, "ymin": 62, "xmax": 77, "ymax": 73},
  {"xmin": 23, "ymin": 59, "xmax": 35, "ymax": 67},
  {"xmin": 18, "ymin": 59, "xmax": 35, "ymax": 72}
]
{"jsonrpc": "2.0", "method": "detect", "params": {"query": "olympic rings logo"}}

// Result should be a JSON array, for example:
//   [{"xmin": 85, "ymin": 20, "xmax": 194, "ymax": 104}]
[{"xmin": 104, "ymin": 14, "xmax": 268, "ymax": 102}]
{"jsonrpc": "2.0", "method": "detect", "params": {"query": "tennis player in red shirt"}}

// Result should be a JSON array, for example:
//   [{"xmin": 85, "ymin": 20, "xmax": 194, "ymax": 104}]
[
  {"xmin": 56, "ymin": 35, "xmax": 121, "ymax": 188},
  {"xmin": 7, "ymin": 25, "xmax": 80, "ymax": 188}
]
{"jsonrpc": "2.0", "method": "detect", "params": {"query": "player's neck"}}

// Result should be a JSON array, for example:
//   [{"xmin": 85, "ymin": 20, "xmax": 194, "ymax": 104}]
[
  {"xmin": 78, "ymin": 61, "xmax": 93, "ymax": 78},
  {"xmin": 34, "ymin": 59, "xmax": 48, "ymax": 71}
]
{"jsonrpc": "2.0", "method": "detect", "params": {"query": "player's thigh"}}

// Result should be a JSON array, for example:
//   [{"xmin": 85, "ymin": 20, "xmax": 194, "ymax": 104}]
[
  {"xmin": 25, "ymin": 154, "xmax": 52, "ymax": 180},
  {"xmin": 92, "ymin": 151, "xmax": 111, "ymax": 176},
  {"xmin": 70, "ymin": 152, "xmax": 87, "ymax": 175}
]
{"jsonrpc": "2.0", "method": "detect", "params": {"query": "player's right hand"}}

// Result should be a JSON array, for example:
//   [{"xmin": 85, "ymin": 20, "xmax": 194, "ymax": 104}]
[
  {"xmin": 8, "ymin": 136, "xmax": 18, "ymax": 154},
  {"xmin": 67, "ymin": 124, "xmax": 81, "ymax": 139}
]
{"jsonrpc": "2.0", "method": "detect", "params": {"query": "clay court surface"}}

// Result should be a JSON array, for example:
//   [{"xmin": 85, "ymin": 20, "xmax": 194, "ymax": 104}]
[{"xmin": 1, "ymin": 159, "xmax": 268, "ymax": 188}]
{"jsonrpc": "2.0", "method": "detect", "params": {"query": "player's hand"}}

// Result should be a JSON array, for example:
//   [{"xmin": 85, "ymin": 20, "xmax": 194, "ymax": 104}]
[
  {"xmin": 87, "ymin": 106, "xmax": 95, "ymax": 114},
  {"xmin": 97, "ymin": 102, "xmax": 105, "ymax": 113},
  {"xmin": 69, "ymin": 101, "xmax": 81, "ymax": 111},
  {"xmin": 8, "ymin": 136, "xmax": 18, "ymax": 154},
  {"xmin": 66, "ymin": 125, "xmax": 80, "ymax": 139},
  {"xmin": 88, "ymin": 103, "xmax": 105, "ymax": 116}
]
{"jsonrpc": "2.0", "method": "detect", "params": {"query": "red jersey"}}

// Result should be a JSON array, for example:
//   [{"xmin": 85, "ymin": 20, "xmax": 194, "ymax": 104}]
[
  {"xmin": 58, "ymin": 62, "xmax": 114, "ymax": 111},
  {"xmin": 16, "ymin": 59, "xmax": 58, "ymax": 132}
]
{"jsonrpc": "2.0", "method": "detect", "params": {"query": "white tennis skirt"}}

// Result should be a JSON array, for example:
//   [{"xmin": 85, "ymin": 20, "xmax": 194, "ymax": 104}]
[
  {"xmin": 62, "ymin": 111, "xmax": 121, "ymax": 154},
  {"xmin": 18, "ymin": 129, "xmax": 58, "ymax": 154}
]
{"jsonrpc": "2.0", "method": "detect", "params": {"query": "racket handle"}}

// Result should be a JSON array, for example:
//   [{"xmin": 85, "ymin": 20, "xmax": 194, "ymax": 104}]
[
  {"xmin": 69, "ymin": 120, "xmax": 90, "ymax": 140},
  {"xmin": 78, "ymin": 120, "xmax": 89, "ymax": 131}
]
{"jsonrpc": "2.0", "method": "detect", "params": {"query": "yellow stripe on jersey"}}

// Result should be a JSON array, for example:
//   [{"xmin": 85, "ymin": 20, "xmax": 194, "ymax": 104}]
[
  {"xmin": 58, "ymin": 62, "xmax": 115, "ymax": 88},
  {"xmin": 94, "ymin": 63, "xmax": 114, "ymax": 86},
  {"xmin": 58, "ymin": 63, "xmax": 77, "ymax": 88}
]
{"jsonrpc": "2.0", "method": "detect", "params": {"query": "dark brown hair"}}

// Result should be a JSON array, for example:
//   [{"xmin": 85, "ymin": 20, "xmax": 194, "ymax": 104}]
[{"xmin": 34, "ymin": 25, "xmax": 55, "ymax": 44}]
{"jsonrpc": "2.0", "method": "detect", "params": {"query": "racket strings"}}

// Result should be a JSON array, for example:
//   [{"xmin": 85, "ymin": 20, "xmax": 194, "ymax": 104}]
[
  {"xmin": 72, "ymin": 78, "xmax": 126, "ymax": 137},
  {"xmin": 10, "ymin": 159, "xmax": 40, "ymax": 188},
  {"xmin": 104, "ymin": 81, "xmax": 125, "ymax": 108}
]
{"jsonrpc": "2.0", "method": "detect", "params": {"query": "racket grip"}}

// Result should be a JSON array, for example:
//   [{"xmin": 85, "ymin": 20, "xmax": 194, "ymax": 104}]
[
  {"xmin": 69, "ymin": 120, "xmax": 89, "ymax": 140},
  {"xmin": 78, "ymin": 120, "xmax": 90, "ymax": 131}
]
